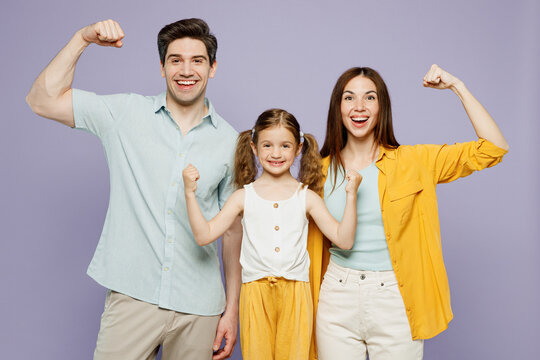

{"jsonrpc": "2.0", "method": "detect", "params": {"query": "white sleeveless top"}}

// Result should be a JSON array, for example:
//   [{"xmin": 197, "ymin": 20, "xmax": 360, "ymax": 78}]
[{"xmin": 240, "ymin": 182, "xmax": 310, "ymax": 283}]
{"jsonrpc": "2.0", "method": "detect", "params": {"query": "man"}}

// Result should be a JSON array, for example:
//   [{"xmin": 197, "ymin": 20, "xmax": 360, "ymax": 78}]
[{"xmin": 26, "ymin": 18, "xmax": 241, "ymax": 360}]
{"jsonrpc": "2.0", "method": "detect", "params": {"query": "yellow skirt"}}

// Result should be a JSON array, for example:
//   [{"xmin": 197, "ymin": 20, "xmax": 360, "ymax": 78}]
[{"xmin": 240, "ymin": 277, "xmax": 313, "ymax": 360}]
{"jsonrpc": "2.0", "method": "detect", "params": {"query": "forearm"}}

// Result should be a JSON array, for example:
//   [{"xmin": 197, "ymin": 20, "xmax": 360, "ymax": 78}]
[
  {"xmin": 185, "ymin": 192, "xmax": 215, "ymax": 245},
  {"xmin": 451, "ymin": 81, "xmax": 509, "ymax": 150},
  {"xmin": 221, "ymin": 216, "xmax": 242, "ymax": 316},
  {"xmin": 26, "ymin": 30, "xmax": 90, "ymax": 125},
  {"xmin": 335, "ymin": 193, "xmax": 357, "ymax": 250}
]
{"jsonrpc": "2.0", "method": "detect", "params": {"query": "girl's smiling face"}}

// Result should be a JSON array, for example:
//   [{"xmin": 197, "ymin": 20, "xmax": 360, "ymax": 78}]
[
  {"xmin": 251, "ymin": 125, "xmax": 302, "ymax": 178},
  {"xmin": 340, "ymin": 75, "xmax": 380, "ymax": 142}
]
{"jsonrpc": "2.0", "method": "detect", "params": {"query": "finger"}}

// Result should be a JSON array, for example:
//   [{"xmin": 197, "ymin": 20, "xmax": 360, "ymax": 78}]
[
  {"xmin": 107, "ymin": 19, "xmax": 119, "ymax": 40},
  {"xmin": 212, "ymin": 328, "xmax": 224, "ymax": 352},
  {"xmin": 100, "ymin": 20, "xmax": 113, "ymax": 42}
]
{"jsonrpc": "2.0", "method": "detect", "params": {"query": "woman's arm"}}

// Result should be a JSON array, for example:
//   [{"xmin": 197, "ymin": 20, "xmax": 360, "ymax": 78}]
[
  {"xmin": 183, "ymin": 164, "xmax": 244, "ymax": 246},
  {"xmin": 306, "ymin": 170, "xmax": 362, "ymax": 250},
  {"xmin": 423, "ymin": 64, "xmax": 509, "ymax": 150}
]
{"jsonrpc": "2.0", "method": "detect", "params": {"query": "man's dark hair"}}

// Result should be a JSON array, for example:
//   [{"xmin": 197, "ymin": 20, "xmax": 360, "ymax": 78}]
[{"xmin": 157, "ymin": 18, "xmax": 217, "ymax": 65}]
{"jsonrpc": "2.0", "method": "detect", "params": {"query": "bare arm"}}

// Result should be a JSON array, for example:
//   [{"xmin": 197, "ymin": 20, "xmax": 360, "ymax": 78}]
[
  {"xmin": 183, "ymin": 164, "xmax": 244, "ymax": 246},
  {"xmin": 423, "ymin": 64, "xmax": 509, "ymax": 150},
  {"xmin": 307, "ymin": 170, "xmax": 362, "ymax": 250},
  {"xmin": 212, "ymin": 215, "xmax": 242, "ymax": 359},
  {"xmin": 25, "ymin": 20, "xmax": 124, "ymax": 127}
]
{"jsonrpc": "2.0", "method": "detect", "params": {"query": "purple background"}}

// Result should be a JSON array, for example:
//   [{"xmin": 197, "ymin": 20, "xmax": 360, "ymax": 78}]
[{"xmin": 2, "ymin": 0, "xmax": 539, "ymax": 358}]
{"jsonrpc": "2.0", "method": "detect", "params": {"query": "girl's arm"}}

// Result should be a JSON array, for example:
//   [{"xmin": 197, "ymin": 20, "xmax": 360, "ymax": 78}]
[
  {"xmin": 306, "ymin": 170, "xmax": 362, "ymax": 250},
  {"xmin": 423, "ymin": 64, "xmax": 509, "ymax": 150},
  {"xmin": 183, "ymin": 164, "xmax": 244, "ymax": 246}
]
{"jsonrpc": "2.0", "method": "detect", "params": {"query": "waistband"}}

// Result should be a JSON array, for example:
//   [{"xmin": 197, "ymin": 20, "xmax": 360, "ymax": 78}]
[{"xmin": 326, "ymin": 259, "xmax": 397, "ymax": 285}]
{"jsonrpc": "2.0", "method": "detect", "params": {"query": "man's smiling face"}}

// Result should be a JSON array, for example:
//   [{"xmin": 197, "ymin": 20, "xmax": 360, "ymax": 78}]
[{"xmin": 161, "ymin": 37, "xmax": 217, "ymax": 108}]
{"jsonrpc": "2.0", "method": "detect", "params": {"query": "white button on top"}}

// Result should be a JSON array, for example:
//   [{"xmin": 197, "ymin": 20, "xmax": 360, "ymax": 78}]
[
  {"xmin": 164, "ymin": 267, "xmax": 169, "ymax": 271},
  {"xmin": 167, "ymin": 210, "xmax": 172, "ymax": 215}
]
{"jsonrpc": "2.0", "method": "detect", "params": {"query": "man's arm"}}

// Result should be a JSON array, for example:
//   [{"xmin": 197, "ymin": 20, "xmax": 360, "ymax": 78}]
[
  {"xmin": 26, "ymin": 20, "xmax": 124, "ymax": 127},
  {"xmin": 213, "ymin": 215, "xmax": 242, "ymax": 360}
]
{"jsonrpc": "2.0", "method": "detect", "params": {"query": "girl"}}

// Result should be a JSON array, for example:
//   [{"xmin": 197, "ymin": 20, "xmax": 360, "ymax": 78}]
[
  {"xmin": 309, "ymin": 65, "xmax": 508, "ymax": 360},
  {"xmin": 182, "ymin": 108, "xmax": 362, "ymax": 360}
]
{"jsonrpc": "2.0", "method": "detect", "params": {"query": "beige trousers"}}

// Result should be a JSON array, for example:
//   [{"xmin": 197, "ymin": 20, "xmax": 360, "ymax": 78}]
[
  {"xmin": 316, "ymin": 261, "xmax": 424, "ymax": 360},
  {"xmin": 93, "ymin": 291, "xmax": 220, "ymax": 360}
]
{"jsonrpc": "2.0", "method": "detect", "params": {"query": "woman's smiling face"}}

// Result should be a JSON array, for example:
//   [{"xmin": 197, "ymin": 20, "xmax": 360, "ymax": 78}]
[{"xmin": 340, "ymin": 75, "xmax": 380, "ymax": 142}]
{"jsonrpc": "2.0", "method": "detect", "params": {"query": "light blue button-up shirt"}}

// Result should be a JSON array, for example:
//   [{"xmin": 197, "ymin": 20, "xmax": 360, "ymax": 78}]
[{"xmin": 72, "ymin": 89, "xmax": 238, "ymax": 315}]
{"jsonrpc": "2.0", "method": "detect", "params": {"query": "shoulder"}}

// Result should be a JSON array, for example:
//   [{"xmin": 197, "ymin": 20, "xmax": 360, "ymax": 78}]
[
  {"xmin": 226, "ymin": 188, "xmax": 246, "ymax": 208},
  {"xmin": 305, "ymin": 188, "xmax": 323, "ymax": 210}
]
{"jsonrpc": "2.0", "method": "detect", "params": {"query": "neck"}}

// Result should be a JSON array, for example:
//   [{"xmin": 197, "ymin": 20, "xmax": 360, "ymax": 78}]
[
  {"xmin": 257, "ymin": 171, "xmax": 297, "ymax": 185},
  {"xmin": 166, "ymin": 93, "xmax": 208, "ymax": 135},
  {"xmin": 341, "ymin": 134, "xmax": 380, "ymax": 168}
]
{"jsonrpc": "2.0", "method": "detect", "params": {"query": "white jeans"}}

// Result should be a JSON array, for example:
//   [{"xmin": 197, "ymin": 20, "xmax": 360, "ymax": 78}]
[{"xmin": 316, "ymin": 261, "xmax": 424, "ymax": 360}]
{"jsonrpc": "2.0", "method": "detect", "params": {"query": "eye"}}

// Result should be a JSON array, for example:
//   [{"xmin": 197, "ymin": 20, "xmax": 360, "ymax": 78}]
[
  {"xmin": 283, "ymin": 144, "xmax": 291, "ymax": 148},
  {"xmin": 366, "ymin": 95, "xmax": 376, "ymax": 101},
  {"xmin": 193, "ymin": 58, "xmax": 204, "ymax": 64},
  {"xmin": 343, "ymin": 95, "xmax": 353, "ymax": 101}
]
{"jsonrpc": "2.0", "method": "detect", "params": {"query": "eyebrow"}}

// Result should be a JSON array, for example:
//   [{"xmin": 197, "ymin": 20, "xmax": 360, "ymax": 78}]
[
  {"xmin": 166, "ymin": 54, "xmax": 208, "ymax": 61},
  {"xmin": 343, "ymin": 90, "xmax": 377, "ymax": 95}
]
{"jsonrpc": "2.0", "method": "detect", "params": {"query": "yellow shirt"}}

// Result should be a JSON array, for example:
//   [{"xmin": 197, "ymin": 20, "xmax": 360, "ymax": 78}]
[{"xmin": 308, "ymin": 139, "xmax": 507, "ymax": 357}]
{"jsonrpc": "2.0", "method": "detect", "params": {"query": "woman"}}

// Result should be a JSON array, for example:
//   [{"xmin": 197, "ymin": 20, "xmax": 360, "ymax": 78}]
[{"xmin": 307, "ymin": 65, "xmax": 508, "ymax": 359}]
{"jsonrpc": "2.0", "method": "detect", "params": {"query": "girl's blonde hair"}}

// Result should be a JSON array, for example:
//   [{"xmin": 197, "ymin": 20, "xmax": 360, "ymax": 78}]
[{"xmin": 234, "ymin": 108, "xmax": 323, "ymax": 193}]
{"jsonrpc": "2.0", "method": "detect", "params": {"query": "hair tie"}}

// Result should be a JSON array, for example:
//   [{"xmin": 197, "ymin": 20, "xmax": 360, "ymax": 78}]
[
  {"xmin": 251, "ymin": 128, "xmax": 255, "ymax": 138},
  {"xmin": 299, "ymin": 131, "xmax": 304, "ymax": 144}
]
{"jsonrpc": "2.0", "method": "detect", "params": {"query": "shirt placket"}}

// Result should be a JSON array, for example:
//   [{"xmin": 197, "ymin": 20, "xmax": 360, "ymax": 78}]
[
  {"xmin": 272, "ymin": 201, "xmax": 282, "ymax": 276},
  {"xmin": 158, "ymin": 112, "xmax": 190, "ymax": 308}
]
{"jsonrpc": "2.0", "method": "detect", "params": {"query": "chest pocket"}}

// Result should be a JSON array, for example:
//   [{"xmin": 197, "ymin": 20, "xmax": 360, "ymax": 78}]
[
  {"xmin": 388, "ymin": 180, "xmax": 423, "ymax": 225},
  {"xmin": 195, "ymin": 164, "xmax": 228, "ymax": 202}
]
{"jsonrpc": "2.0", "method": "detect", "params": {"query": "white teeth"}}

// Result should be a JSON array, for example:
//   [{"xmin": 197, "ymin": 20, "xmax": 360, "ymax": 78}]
[
  {"xmin": 352, "ymin": 117, "xmax": 368, "ymax": 122},
  {"xmin": 177, "ymin": 80, "xmax": 196, "ymax": 85}
]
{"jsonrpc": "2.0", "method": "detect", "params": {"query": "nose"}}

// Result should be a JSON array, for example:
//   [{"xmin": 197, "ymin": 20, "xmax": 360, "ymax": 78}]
[
  {"xmin": 271, "ymin": 147, "xmax": 281, "ymax": 158},
  {"xmin": 179, "ymin": 61, "xmax": 194, "ymax": 76},
  {"xmin": 353, "ymin": 98, "xmax": 366, "ymax": 111}
]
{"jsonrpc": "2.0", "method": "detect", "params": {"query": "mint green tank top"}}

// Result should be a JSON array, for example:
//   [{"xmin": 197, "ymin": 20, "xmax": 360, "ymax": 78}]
[{"xmin": 324, "ymin": 162, "xmax": 393, "ymax": 271}]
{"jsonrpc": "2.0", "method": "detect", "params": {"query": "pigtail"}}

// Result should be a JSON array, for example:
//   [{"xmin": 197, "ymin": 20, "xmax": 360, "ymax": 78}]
[
  {"xmin": 234, "ymin": 130, "xmax": 258, "ymax": 189},
  {"xmin": 299, "ymin": 133, "xmax": 324, "ymax": 195}
]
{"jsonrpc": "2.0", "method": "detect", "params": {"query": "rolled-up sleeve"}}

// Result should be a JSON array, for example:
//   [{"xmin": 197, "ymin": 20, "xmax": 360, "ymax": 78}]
[{"xmin": 420, "ymin": 139, "xmax": 508, "ymax": 184}]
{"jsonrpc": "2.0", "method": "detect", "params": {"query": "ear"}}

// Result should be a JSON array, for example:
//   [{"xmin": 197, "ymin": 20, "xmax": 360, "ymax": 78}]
[
  {"xmin": 250, "ymin": 141, "xmax": 258, "ymax": 157},
  {"xmin": 160, "ymin": 61, "xmax": 165, "ymax": 78},
  {"xmin": 296, "ymin": 142, "xmax": 303, "ymax": 157},
  {"xmin": 209, "ymin": 60, "xmax": 217, "ymax": 79}
]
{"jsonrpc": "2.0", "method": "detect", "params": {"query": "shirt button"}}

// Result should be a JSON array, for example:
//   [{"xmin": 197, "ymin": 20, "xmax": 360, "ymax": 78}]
[
  {"xmin": 360, "ymin": 274, "xmax": 366, "ymax": 280},
  {"xmin": 167, "ymin": 210, "xmax": 172, "ymax": 215},
  {"xmin": 178, "ymin": 153, "xmax": 183, "ymax": 158},
  {"xmin": 273, "ymin": 203, "xmax": 279, "ymax": 208},
  {"xmin": 164, "ymin": 267, "xmax": 169, "ymax": 271},
  {"xmin": 168, "ymin": 238, "xmax": 172, "ymax": 243},
  {"xmin": 172, "ymin": 182, "xmax": 176, "ymax": 187},
  {"xmin": 274, "ymin": 225, "xmax": 280, "ymax": 231},
  {"xmin": 275, "ymin": 247, "xmax": 280, "ymax": 253},
  {"xmin": 399, "ymin": 282, "xmax": 404, "ymax": 287}
]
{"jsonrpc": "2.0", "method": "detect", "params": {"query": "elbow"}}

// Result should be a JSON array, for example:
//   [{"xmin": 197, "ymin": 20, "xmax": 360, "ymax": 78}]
[
  {"xmin": 195, "ymin": 236, "xmax": 213, "ymax": 247},
  {"xmin": 26, "ymin": 91, "xmax": 49, "ymax": 118}
]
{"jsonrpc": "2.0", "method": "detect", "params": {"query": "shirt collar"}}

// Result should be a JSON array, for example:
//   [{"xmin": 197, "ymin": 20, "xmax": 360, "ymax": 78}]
[
  {"xmin": 153, "ymin": 92, "xmax": 218, "ymax": 128},
  {"xmin": 378, "ymin": 145, "xmax": 396, "ymax": 160}
]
